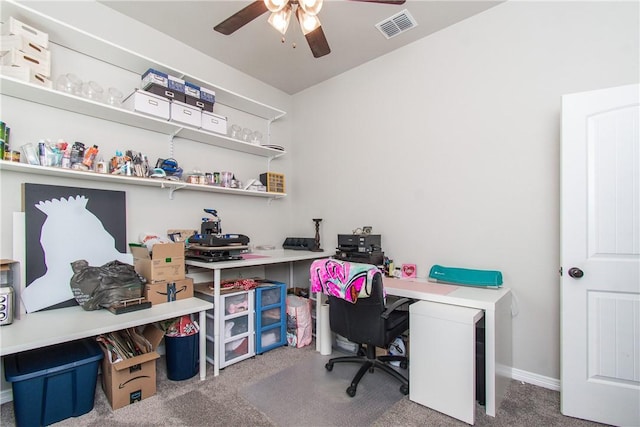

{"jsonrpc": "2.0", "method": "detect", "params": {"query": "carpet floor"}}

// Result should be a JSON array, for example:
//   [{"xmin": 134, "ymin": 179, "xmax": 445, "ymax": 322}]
[
  {"xmin": 240, "ymin": 351, "xmax": 404, "ymax": 426},
  {"xmin": 0, "ymin": 342, "xmax": 610, "ymax": 426}
]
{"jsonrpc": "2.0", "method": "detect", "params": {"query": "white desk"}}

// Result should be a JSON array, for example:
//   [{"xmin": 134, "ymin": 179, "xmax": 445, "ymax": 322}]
[
  {"xmin": 383, "ymin": 278, "xmax": 512, "ymax": 418},
  {"xmin": 315, "ymin": 277, "xmax": 511, "ymax": 418},
  {"xmin": 186, "ymin": 249, "xmax": 333, "ymax": 376},
  {"xmin": 0, "ymin": 297, "xmax": 211, "ymax": 380}
]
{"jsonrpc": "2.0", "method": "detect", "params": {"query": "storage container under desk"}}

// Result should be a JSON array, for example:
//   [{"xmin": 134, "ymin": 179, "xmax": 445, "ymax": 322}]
[
  {"xmin": 195, "ymin": 283, "xmax": 255, "ymax": 368},
  {"xmin": 255, "ymin": 282, "xmax": 287, "ymax": 354}
]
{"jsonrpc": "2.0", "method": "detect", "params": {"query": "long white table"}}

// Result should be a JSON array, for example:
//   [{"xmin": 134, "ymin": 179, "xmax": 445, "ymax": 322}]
[
  {"xmin": 315, "ymin": 276, "xmax": 512, "ymax": 419},
  {"xmin": 0, "ymin": 298, "xmax": 211, "ymax": 380},
  {"xmin": 186, "ymin": 248, "xmax": 333, "ymax": 376}
]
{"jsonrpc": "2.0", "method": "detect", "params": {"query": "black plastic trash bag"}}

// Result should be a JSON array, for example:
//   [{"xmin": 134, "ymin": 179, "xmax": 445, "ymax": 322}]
[{"xmin": 70, "ymin": 260, "xmax": 146, "ymax": 310}]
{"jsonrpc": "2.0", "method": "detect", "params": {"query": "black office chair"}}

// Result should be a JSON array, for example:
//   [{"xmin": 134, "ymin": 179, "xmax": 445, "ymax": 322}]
[{"xmin": 321, "ymin": 266, "xmax": 412, "ymax": 397}]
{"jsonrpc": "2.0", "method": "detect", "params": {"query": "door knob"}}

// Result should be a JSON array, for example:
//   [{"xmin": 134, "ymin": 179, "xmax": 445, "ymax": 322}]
[{"xmin": 568, "ymin": 267, "xmax": 584, "ymax": 278}]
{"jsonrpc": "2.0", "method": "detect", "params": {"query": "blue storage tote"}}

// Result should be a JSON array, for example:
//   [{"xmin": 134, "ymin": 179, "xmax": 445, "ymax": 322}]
[{"xmin": 4, "ymin": 338, "xmax": 103, "ymax": 427}]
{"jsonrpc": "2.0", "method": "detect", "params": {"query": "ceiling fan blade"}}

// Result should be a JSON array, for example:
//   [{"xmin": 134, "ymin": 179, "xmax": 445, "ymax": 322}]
[
  {"xmin": 214, "ymin": 1, "xmax": 269, "ymax": 35},
  {"xmin": 305, "ymin": 25, "xmax": 331, "ymax": 58},
  {"xmin": 348, "ymin": 0, "xmax": 406, "ymax": 4}
]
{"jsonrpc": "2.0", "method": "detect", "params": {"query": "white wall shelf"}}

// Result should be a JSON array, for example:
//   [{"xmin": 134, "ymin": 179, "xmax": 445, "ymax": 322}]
[
  {"xmin": 0, "ymin": 1, "xmax": 289, "ymax": 201},
  {"xmin": 0, "ymin": 161, "xmax": 287, "ymax": 199},
  {"xmin": 0, "ymin": 77, "xmax": 287, "ymax": 159},
  {"xmin": 0, "ymin": 0, "xmax": 287, "ymax": 122}
]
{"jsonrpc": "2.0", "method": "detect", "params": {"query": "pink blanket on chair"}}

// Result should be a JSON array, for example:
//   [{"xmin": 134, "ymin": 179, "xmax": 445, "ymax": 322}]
[{"xmin": 310, "ymin": 258, "xmax": 381, "ymax": 303}]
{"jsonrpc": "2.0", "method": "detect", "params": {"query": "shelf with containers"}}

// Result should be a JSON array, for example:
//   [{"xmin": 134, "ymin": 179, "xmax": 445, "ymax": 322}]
[
  {"xmin": 0, "ymin": 159, "xmax": 286, "ymax": 200},
  {"xmin": 0, "ymin": 1, "xmax": 287, "ymax": 198},
  {"xmin": 255, "ymin": 282, "xmax": 287, "ymax": 354}
]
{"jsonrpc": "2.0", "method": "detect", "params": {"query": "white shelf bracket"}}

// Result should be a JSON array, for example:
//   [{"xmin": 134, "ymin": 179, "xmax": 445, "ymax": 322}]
[{"xmin": 161, "ymin": 182, "xmax": 187, "ymax": 199}]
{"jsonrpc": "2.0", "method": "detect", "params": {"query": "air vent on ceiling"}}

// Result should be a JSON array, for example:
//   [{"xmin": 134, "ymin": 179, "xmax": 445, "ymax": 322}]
[{"xmin": 376, "ymin": 9, "xmax": 418, "ymax": 39}]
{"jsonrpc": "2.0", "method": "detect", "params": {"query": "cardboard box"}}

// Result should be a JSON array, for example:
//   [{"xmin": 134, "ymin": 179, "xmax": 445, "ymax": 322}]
[
  {"xmin": 145, "ymin": 277, "xmax": 194, "ymax": 305},
  {"xmin": 100, "ymin": 325, "xmax": 164, "ymax": 410},
  {"xmin": 130, "ymin": 242, "xmax": 185, "ymax": 283}
]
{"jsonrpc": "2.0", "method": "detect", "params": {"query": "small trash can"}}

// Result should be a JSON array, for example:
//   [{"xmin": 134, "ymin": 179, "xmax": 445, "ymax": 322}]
[{"xmin": 165, "ymin": 332, "xmax": 199, "ymax": 381}]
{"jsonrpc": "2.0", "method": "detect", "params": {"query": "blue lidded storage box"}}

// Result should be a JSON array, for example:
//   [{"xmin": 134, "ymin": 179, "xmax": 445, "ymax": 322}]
[
  {"xmin": 199, "ymin": 87, "xmax": 216, "ymax": 112},
  {"xmin": 4, "ymin": 338, "xmax": 103, "ymax": 427}
]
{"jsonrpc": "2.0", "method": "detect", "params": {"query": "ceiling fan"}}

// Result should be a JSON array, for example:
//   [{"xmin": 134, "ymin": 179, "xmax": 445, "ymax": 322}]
[{"xmin": 214, "ymin": 0, "xmax": 406, "ymax": 58}]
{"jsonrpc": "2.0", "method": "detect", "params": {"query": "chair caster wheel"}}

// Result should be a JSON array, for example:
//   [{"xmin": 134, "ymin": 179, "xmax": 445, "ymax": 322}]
[
  {"xmin": 346, "ymin": 386, "xmax": 357, "ymax": 397},
  {"xmin": 400, "ymin": 384, "xmax": 409, "ymax": 395},
  {"xmin": 400, "ymin": 360, "xmax": 408, "ymax": 369},
  {"xmin": 325, "ymin": 362, "xmax": 333, "ymax": 371}
]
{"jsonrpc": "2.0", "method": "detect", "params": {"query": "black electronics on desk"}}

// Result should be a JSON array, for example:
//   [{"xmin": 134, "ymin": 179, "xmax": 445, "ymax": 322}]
[
  {"xmin": 282, "ymin": 237, "xmax": 316, "ymax": 250},
  {"xmin": 334, "ymin": 234, "xmax": 384, "ymax": 265}
]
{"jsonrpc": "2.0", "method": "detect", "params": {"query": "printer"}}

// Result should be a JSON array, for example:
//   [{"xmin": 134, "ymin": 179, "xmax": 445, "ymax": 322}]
[{"xmin": 334, "ymin": 234, "xmax": 384, "ymax": 266}]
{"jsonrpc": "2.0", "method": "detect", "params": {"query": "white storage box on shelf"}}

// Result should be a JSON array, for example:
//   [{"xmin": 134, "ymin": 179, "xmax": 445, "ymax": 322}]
[
  {"xmin": 1, "ymin": 48, "xmax": 50, "ymax": 77},
  {"xmin": 0, "ymin": 34, "xmax": 50, "ymax": 62},
  {"xmin": 201, "ymin": 111, "xmax": 227, "ymax": 135},
  {"xmin": 170, "ymin": 99, "xmax": 201, "ymax": 128},
  {"xmin": 8, "ymin": 16, "xmax": 49, "ymax": 48},
  {"xmin": 123, "ymin": 89, "xmax": 170, "ymax": 120},
  {"xmin": 0, "ymin": 65, "xmax": 51, "ymax": 88}
]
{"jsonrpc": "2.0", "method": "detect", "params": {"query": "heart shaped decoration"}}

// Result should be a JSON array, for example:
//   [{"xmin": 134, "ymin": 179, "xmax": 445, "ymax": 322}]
[{"xmin": 401, "ymin": 264, "xmax": 416, "ymax": 279}]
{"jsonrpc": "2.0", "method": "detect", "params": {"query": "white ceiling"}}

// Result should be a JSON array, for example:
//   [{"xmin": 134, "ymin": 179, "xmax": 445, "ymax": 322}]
[{"xmin": 100, "ymin": 0, "xmax": 502, "ymax": 95}]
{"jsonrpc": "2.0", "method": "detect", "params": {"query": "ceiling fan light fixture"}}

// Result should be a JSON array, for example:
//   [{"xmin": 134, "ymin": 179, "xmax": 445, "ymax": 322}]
[
  {"xmin": 268, "ymin": 5, "xmax": 292, "ymax": 35},
  {"xmin": 296, "ymin": 7, "xmax": 321, "ymax": 35},
  {"xmin": 264, "ymin": 0, "xmax": 288, "ymax": 13},
  {"xmin": 298, "ymin": 0, "xmax": 323, "ymax": 16}
]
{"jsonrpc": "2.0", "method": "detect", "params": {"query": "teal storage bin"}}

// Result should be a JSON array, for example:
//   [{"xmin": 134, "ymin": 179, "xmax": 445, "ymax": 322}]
[{"xmin": 4, "ymin": 338, "xmax": 103, "ymax": 427}]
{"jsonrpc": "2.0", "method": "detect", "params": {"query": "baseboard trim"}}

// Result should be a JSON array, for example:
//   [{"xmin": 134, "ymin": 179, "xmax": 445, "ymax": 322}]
[
  {"xmin": 510, "ymin": 367, "xmax": 560, "ymax": 391},
  {"xmin": 0, "ymin": 388, "xmax": 13, "ymax": 406}
]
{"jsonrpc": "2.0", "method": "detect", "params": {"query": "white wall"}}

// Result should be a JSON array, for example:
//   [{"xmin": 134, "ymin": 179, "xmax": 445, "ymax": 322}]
[
  {"xmin": 290, "ymin": 1, "xmax": 639, "ymax": 380},
  {"xmin": 1, "ymin": 0, "xmax": 638, "ymax": 388}
]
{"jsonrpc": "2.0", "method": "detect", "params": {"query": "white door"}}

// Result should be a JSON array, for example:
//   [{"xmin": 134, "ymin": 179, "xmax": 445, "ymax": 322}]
[{"xmin": 561, "ymin": 83, "xmax": 640, "ymax": 426}]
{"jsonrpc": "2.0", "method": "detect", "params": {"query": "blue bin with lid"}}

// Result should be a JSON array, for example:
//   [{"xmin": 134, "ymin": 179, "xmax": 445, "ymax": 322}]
[{"xmin": 4, "ymin": 338, "xmax": 103, "ymax": 427}]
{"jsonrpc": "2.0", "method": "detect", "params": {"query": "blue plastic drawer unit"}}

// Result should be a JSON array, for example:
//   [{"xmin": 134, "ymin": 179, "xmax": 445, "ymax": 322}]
[
  {"xmin": 255, "ymin": 282, "xmax": 287, "ymax": 354},
  {"xmin": 4, "ymin": 338, "xmax": 103, "ymax": 427}
]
